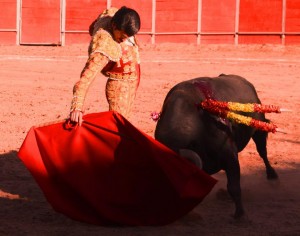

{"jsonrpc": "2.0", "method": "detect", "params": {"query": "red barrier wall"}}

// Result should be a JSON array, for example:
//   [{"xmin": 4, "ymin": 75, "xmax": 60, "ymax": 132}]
[
  {"xmin": 239, "ymin": 0, "xmax": 282, "ymax": 44},
  {"xmin": 286, "ymin": 0, "xmax": 300, "ymax": 44},
  {"xmin": 0, "ymin": 0, "xmax": 299, "ymax": 45},
  {"xmin": 155, "ymin": 0, "xmax": 198, "ymax": 43},
  {"xmin": 20, "ymin": 0, "xmax": 61, "ymax": 44},
  {"xmin": 64, "ymin": 0, "xmax": 106, "ymax": 44},
  {"xmin": 201, "ymin": 0, "xmax": 236, "ymax": 44},
  {"xmin": 0, "ymin": 0, "xmax": 17, "ymax": 44}
]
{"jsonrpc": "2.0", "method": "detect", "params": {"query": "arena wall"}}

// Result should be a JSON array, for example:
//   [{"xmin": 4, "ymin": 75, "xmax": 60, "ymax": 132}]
[{"xmin": 0, "ymin": 0, "xmax": 299, "ymax": 45}]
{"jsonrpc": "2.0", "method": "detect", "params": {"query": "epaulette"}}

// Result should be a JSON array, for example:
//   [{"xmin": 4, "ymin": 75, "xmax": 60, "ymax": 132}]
[
  {"xmin": 90, "ymin": 29, "xmax": 122, "ymax": 62},
  {"xmin": 100, "ymin": 7, "xmax": 118, "ymax": 18}
]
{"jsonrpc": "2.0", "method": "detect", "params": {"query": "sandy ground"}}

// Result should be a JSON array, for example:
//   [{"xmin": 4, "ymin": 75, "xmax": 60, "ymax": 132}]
[{"xmin": 0, "ymin": 43, "xmax": 299, "ymax": 235}]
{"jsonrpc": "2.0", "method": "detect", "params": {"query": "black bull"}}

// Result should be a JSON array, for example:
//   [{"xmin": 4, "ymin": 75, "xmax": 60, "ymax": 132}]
[{"xmin": 154, "ymin": 74, "xmax": 278, "ymax": 218}]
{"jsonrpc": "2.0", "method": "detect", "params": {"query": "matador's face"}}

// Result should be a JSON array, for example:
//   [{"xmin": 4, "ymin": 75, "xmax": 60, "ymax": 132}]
[{"xmin": 112, "ymin": 24, "xmax": 129, "ymax": 43}]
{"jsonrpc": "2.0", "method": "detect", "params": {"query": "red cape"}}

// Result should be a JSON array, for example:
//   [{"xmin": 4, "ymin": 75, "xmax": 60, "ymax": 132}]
[{"xmin": 18, "ymin": 112, "xmax": 216, "ymax": 226}]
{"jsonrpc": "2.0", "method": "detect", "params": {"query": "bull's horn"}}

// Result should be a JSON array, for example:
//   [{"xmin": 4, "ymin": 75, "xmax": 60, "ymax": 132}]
[{"xmin": 179, "ymin": 149, "xmax": 203, "ymax": 169}]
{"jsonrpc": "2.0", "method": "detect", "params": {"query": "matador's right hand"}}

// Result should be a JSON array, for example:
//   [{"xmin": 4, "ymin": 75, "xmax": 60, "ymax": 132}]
[{"xmin": 70, "ymin": 110, "xmax": 84, "ymax": 126}]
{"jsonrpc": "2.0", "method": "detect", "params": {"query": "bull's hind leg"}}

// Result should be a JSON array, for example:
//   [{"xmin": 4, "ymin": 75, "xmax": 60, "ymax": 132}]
[{"xmin": 252, "ymin": 130, "xmax": 278, "ymax": 179}]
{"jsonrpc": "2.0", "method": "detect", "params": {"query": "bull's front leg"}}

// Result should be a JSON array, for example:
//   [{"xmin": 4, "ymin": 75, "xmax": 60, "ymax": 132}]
[{"xmin": 223, "ymin": 150, "xmax": 245, "ymax": 218}]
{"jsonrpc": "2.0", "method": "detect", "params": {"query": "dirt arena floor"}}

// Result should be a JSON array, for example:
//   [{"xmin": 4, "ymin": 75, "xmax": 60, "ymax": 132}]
[{"xmin": 0, "ymin": 43, "xmax": 299, "ymax": 235}]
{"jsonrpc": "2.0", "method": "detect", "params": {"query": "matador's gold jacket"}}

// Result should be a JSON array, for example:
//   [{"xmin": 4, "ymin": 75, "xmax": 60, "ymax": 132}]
[{"xmin": 70, "ymin": 8, "xmax": 140, "ymax": 112}]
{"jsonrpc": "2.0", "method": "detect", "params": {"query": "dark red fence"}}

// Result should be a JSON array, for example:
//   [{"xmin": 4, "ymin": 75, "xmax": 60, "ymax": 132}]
[{"xmin": 0, "ymin": 0, "xmax": 299, "ymax": 45}]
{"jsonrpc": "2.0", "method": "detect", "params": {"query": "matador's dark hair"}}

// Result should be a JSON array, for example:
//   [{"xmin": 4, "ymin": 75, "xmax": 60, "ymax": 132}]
[{"xmin": 111, "ymin": 6, "xmax": 141, "ymax": 37}]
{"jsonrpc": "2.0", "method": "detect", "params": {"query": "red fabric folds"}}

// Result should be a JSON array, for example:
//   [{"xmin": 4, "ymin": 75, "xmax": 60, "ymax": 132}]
[{"xmin": 18, "ymin": 112, "xmax": 217, "ymax": 226}]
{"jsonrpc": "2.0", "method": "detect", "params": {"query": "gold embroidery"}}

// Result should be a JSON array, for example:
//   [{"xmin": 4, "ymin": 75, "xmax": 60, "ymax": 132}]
[
  {"xmin": 106, "ymin": 72, "xmax": 138, "ymax": 80},
  {"xmin": 70, "ymin": 53, "xmax": 109, "ymax": 112},
  {"xmin": 100, "ymin": 7, "xmax": 118, "ymax": 17},
  {"xmin": 106, "ymin": 77, "xmax": 139, "ymax": 119},
  {"xmin": 90, "ymin": 29, "xmax": 122, "ymax": 62}
]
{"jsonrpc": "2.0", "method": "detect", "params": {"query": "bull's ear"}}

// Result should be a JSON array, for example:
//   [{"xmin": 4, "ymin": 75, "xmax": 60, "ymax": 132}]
[{"xmin": 179, "ymin": 149, "xmax": 203, "ymax": 169}]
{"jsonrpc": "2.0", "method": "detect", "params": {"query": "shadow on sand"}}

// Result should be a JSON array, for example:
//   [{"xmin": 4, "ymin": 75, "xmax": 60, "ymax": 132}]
[{"xmin": 0, "ymin": 150, "xmax": 299, "ymax": 235}]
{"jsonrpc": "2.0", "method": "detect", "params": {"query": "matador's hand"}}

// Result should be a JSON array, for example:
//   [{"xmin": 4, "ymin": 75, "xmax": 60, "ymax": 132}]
[{"xmin": 70, "ymin": 110, "xmax": 84, "ymax": 126}]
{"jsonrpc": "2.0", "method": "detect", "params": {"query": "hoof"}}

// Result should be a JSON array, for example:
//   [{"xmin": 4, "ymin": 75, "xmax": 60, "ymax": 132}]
[
  {"xmin": 267, "ymin": 168, "xmax": 278, "ymax": 180},
  {"xmin": 230, "ymin": 212, "xmax": 250, "ymax": 224},
  {"xmin": 233, "ymin": 211, "xmax": 244, "ymax": 219},
  {"xmin": 233, "ymin": 208, "xmax": 245, "ymax": 219}
]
